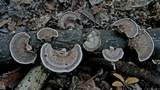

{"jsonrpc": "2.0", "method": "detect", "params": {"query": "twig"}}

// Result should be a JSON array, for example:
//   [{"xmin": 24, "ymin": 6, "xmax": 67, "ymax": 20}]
[
  {"xmin": 77, "ymin": 68, "xmax": 103, "ymax": 88},
  {"xmin": 79, "ymin": 10, "xmax": 104, "ymax": 28}
]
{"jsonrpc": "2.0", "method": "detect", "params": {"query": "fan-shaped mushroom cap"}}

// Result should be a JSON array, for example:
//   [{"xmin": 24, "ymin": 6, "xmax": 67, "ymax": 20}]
[
  {"xmin": 58, "ymin": 11, "xmax": 79, "ymax": 29},
  {"xmin": 129, "ymin": 29, "xmax": 154, "ymax": 62},
  {"xmin": 10, "ymin": 32, "xmax": 37, "ymax": 64},
  {"xmin": 37, "ymin": 27, "xmax": 58, "ymax": 42},
  {"xmin": 40, "ymin": 43, "xmax": 83, "ymax": 73},
  {"xmin": 112, "ymin": 18, "xmax": 138, "ymax": 38},
  {"xmin": 83, "ymin": 29, "xmax": 101, "ymax": 52},
  {"xmin": 102, "ymin": 46, "xmax": 124, "ymax": 62}
]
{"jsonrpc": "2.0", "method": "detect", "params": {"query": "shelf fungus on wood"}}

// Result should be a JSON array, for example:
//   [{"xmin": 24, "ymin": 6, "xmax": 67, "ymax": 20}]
[
  {"xmin": 40, "ymin": 43, "xmax": 83, "ymax": 73},
  {"xmin": 112, "ymin": 18, "xmax": 138, "ymax": 38},
  {"xmin": 83, "ymin": 29, "xmax": 101, "ymax": 52},
  {"xmin": 102, "ymin": 46, "xmax": 124, "ymax": 70},
  {"xmin": 9, "ymin": 32, "xmax": 37, "ymax": 64},
  {"xmin": 129, "ymin": 29, "xmax": 154, "ymax": 62},
  {"xmin": 37, "ymin": 27, "xmax": 58, "ymax": 42},
  {"xmin": 58, "ymin": 11, "xmax": 79, "ymax": 30}
]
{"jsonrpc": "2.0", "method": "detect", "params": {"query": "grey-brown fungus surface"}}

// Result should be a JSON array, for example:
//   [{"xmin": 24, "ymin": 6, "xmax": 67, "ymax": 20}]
[
  {"xmin": 37, "ymin": 27, "xmax": 58, "ymax": 42},
  {"xmin": 102, "ymin": 46, "xmax": 124, "ymax": 62},
  {"xmin": 112, "ymin": 18, "xmax": 138, "ymax": 38},
  {"xmin": 58, "ymin": 11, "xmax": 79, "ymax": 30},
  {"xmin": 40, "ymin": 43, "xmax": 83, "ymax": 73},
  {"xmin": 10, "ymin": 32, "xmax": 37, "ymax": 64},
  {"xmin": 83, "ymin": 29, "xmax": 101, "ymax": 52},
  {"xmin": 102, "ymin": 46, "xmax": 124, "ymax": 70},
  {"xmin": 129, "ymin": 29, "xmax": 154, "ymax": 62}
]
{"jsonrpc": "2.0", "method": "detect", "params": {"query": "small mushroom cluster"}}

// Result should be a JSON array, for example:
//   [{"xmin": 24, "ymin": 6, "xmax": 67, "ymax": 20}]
[
  {"xmin": 9, "ymin": 17, "xmax": 154, "ymax": 73},
  {"xmin": 40, "ymin": 43, "xmax": 82, "ymax": 73},
  {"xmin": 82, "ymin": 29, "xmax": 123, "ymax": 70},
  {"xmin": 128, "ymin": 29, "xmax": 154, "ymax": 61},
  {"xmin": 10, "ymin": 32, "xmax": 37, "ymax": 64},
  {"xmin": 58, "ymin": 11, "xmax": 79, "ymax": 30},
  {"xmin": 83, "ymin": 29, "xmax": 101, "ymax": 52},
  {"xmin": 101, "ymin": 18, "xmax": 154, "ymax": 70},
  {"xmin": 102, "ymin": 46, "xmax": 124, "ymax": 70},
  {"xmin": 9, "ymin": 27, "xmax": 83, "ymax": 73},
  {"xmin": 112, "ymin": 18, "xmax": 138, "ymax": 38},
  {"xmin": 112, "ymin": 18, "xmax": 154, "ymax": 62},
  {"xmin": 37, "ymin": 27, "xmax": 58, "ymax": 42}
]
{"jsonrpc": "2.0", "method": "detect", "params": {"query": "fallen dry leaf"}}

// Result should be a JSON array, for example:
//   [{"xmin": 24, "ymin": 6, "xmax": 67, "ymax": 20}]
[
  {"xmin": 89, "ymin": 0, "xmax": 103, "ymax": 6},
  {"xmin": 16, "ymin": 20, "xmax": 25, "ymax": 26},
  {"xmin": 20, "ymin": 0, "xmax": 33, "ymax": 4},
  {"xmin": 7, "ymin": 19, "xmax": 16, "ymax": 32},
  {"xmin": 131, "ymin": 0, "xmax": 153, "ymax": 8},
  {"xmin": 92, "ymin": 6, "xmax": 103, "ymax": 14},
  {"xmin": 59, "ymin": 0, "xmax": 67, "ymax": 3},
  {"xmin": 125, "ymin": 77, "xmax": 139, "ymax": 85},
  {"xmin": 112, "ymin": 81, "xmax": 123, "ymax": 87},
  {"xmin": 36, "ymin": 14, "xmax": 51, "ymax": 28},
  {"xmin": 45, "ymin": 3, "xmax": 54, "ymax": 11},
  {"xmin": 0, "ymin": 20, "xmax": 9, "ymax": 27},
  {"xmin": 113, "ymin": 73, "xmax": 124, "ymax": 82},
  {"xmin": 0, "ymin": 82, "xmax": 5, "ymax": 89}
]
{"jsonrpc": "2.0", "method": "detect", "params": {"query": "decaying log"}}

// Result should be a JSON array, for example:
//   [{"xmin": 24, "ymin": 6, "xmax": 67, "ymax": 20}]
[
  {"xmin": 15, "ymin": 65, "xmax": 50, "ymax": 90},
  {"xmin": 89, "ymin": 58, "xmax": 160, "ymax": 86},
  {"xmin": 0, "ymin": 28, "xmax": 123, "ymax": 65},
  {"xmin": 0, "ymin": 28, "xmax": 160, "ymax": 66}
]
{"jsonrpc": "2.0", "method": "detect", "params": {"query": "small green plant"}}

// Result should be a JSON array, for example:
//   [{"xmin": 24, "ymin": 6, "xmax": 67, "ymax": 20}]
[{"xmin": 112, "ymin": 73, "xmax": 139, "ymax": 90}]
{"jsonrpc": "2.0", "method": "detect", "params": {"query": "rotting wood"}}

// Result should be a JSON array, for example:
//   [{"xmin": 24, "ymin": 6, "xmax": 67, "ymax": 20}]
[
  {"xmin": 15, "ymin": 65, "xmax": 50, "ymax": 90},
  {"xmin": 89, "ymin": 58, "xmax": 160, "ymax": 86},
  {"xmin": 0, "ymin": 28, "xmax": 160, "ymax": 66},
  {"xmin": 0, "ymin": 28, "xmax": 124, "ymax": 65}
]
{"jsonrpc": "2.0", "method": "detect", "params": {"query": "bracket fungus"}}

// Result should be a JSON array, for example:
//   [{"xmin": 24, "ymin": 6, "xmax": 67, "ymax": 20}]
[
  {"xmin": 102, "ymin": 46, "xmax": 124, "ymax": 70},
  {"xmin": 112, "ymin": 18, "xmax": 138, "ymax": 38},
  {"xmin": 10, "ymin": 32, "xmax": 37, "ymax": 64},
  {"xmin": 83, "ymin": 29, "xmax": 101, "ymax": 52},
  {"xmin": 40, "ymin": 43, "xmax": 83, "ymax": 73},
  {"xmin": 58, "ymin": 11, "xmax": 79, "ymax": 30},
  {"xmin": 129, "ymin": 29, "xmax": 154, "ymax": 62},
  {"xmin": 37, "ymin": 27, "xmax": 58, "ymax": 42}
]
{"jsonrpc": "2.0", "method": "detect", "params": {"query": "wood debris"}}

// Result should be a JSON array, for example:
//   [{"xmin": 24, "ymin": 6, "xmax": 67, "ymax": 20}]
[{"xmin": 15, "ymin": 65, "xmax": 50, "ymax": 90}]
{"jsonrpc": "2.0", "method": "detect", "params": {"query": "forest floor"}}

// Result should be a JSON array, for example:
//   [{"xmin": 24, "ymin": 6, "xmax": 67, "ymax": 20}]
[{"xmin": 0, "ymin": 0, "xmax": 160, "ymax": 90}]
